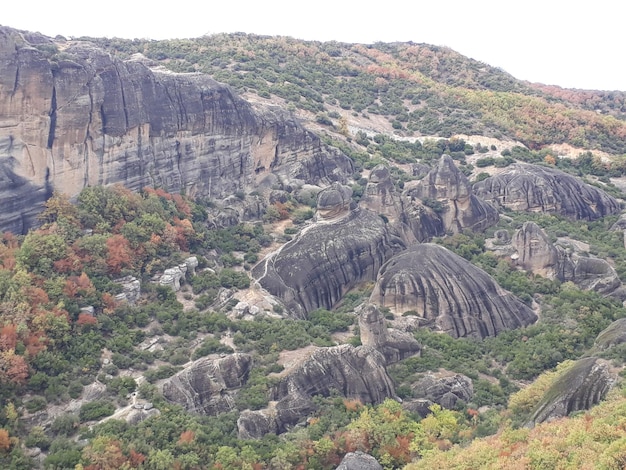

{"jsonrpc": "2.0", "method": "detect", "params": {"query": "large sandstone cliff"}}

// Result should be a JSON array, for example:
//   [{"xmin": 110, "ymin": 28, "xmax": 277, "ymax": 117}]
[{"xmin": 0, "ymin": 27, "xmax": 353, "ymax": 233}]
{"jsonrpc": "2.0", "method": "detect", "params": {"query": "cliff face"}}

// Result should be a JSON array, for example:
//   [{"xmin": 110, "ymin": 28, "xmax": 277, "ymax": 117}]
[
  {"xmin": 0, "ymin": 27, "xmax": 353, "ymax": 233},
  {"xmin": 473, "ymin": 163, "xmax": 621, "ymax": 220},
  {"xmin": 253, "ymin": 185, "xmax": 405, "ymax": 317}
]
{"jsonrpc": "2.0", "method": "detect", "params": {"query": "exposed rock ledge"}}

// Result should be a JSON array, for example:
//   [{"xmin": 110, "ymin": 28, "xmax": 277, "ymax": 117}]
[{"xmin": 0, "ymin": 26, "xmax": 353, "ymax": 233}]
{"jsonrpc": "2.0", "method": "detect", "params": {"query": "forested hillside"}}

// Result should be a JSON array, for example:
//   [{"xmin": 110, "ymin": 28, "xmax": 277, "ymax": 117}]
[{"xmin": 1, "ymin": 28, "xmax": 626, "ymax": 470}]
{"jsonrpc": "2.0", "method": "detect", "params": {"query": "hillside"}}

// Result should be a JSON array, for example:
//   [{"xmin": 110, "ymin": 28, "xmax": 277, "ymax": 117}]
[{"xmin": 0, "ymin": 26, "xmax": 626, "ymax": 470}]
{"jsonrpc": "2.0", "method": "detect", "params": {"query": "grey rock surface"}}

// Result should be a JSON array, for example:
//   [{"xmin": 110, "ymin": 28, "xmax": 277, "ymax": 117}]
[
  {"xmin": 253, "ymin": 191, "xmax": 405, "ymax": 317},
  {"xmin": 358, "ymin": 303, "xmax": 421, "ymax": 364},
  {"xmin": 161, "ymin": 353, "xmax": 252, "ymax": 415},
  {"xmin": 474, "ymin": 163, "xmax": 621, "ymax": 220},
  {"xmin": 237, "ymin": 344, "xmax": 395, "ymax": 437},
  {"xmin": 527, "ymin": 357, "xmax": 615, "ymax": 427},
  {"xmin": 412, "ymin": 372, "xmax": 474, "ymax": 410},
  {"xmin": 511, "ymin": 222, "xmax": 620, "ymax": 294},
  {"xmin": 370, "ymin": 243, "xmax": 537, "ymax": 338},
  {"xmin": 336, "ymin": 451, "xmax": 383, "ymax": 470},
  {"xmin": 594, "ymin": 318, "xmax": 626, "ymax": 351},
  {"xmin": 0, "ymin": 27, "xmax": 353, "ymax": 233},
  {"xmin": 410, "ymin": 155, "xmax": 499, "ymax": 234}
]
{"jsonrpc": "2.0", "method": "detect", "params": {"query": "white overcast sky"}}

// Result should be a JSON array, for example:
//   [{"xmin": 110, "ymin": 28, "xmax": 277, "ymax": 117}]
[{"xmin": 3, "ymin": 0, "xmax": 625, "ymax": 91}]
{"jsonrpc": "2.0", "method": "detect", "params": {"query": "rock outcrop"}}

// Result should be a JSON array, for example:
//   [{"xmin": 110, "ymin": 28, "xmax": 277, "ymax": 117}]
[
  {"xmin": 113, "ymin": 276, "xmax": 141, "ymax": 304},
  {"xmin": 409, "ymin": 155, "xmax": 499, "ymax": 234},
  {"xmin": 0, "ymin": 27, "xmax": 353, "ymax": 233},
  {"xmin": 370, "ymin": 244, "xmax": 537, "ymax": 338},
  {"xmin": 510, "ymin": 222, "xmax": 620, "ymax": 294},
  {"xmin": 237, "ymin": 344, "xmax": 395, "ymax": 438},
  {"xmin": 411, "ymin": 372, "xmax": 474, "ymax": 410},
  {"xmin": 527, "ymin": 357, "xmax": 615, "ymax": 427},
  {"xmin": 253, "ymin": 185, "xmax": 405, "ymax": 317},
  {"xmin": 594, "ymin": 318, "xmax": 626, "ymax": 351},
  {"xmin": 358, "ymin": 303, "xmax": 421, "ymax": 364},
  {"xmin": 161, "ymin": 353, "xmax": 252, "ymax": 415},
  {"xmin": 336, "ymin": 452, "xmax": 383, "ymax": 470},
  {"xmin": 473, "ymin": 163, "xmax": 621, "ymax": 220}
]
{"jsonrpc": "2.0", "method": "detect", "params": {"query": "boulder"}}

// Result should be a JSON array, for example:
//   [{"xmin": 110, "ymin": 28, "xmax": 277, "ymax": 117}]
[
  {"xmin": 159, "ymin": 266, "xmax": 185, "ymax": 291},
  {"xmin": 527, "ymin": 357, "xmax": 616, "ymax": 427},
  {"xmin": 237, "ymin": 344, "xmax": 395, "ymax": 437},
  {"xmin": 511, "ymin": 222, "xmax": 620, "ymax": 294},
  {"xmin": 594, "ymin": 318, "xmax": 626, "ymax": 351},
  {"xmin": 336, "ymin": 451, "xmax": 383, "ymax": 470},
  {"xmin": 474, "ymin": 163, "xmax": 621, "ymax": 220},
  {"xmin": 253, "ymin": 193, "xmax": 405, "ymax": 317},
  {"xmin": 411, "ymin": 372, "xmax": 474, "ymax": 410},
  {"xmin": 358, "ymin": 303, "xmax": 421, "ymax": 364},
  {"xmin": 161, "ymin": 353, "xmax": 252, "ymax": 415},
  {"xmin": 184, "ymin": 256, "xmax": 199, "ymax": 276},
  {"xmin": 113, "ymin": 276, "xmax": 141, "ymax": 304},
  {"xmin": 370, "ymin": 244, "xmax": 537, "ymax": 338}
]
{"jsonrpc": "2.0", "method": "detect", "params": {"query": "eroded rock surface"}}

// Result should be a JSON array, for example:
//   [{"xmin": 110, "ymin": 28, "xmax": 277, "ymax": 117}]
[
  {"xmin": 410, "ymin": 155, "xmax": 499, "ymax": 234},
  {"xmin": 237, "ymin": 344, "xmax": 395, "ymax": 438},
  {"xmin": 411, "ymin": 372, "xmax": 474, "ymax": 410},
  {"xmin": 511, "ymin": 222, "xmax": 620, "ymax": 294},
  {"xmin": 594, "ymin": 318, "xmax": 626, "ymax": 351},
  {"xmin": 336, "ymin": 451, "xmax": 383, "ymax": 470},
  {"xmin": 358, "ymin": 303, "xmax": 421, "ymax": 364},
  {"xmin": 161, "ymin": 353, "xmax": 252, "ymax": 415},
  {"xmin": 370, "ymin": 244, "xmax": 537, "ymax": 338},
  {"xmin": 527, "ymin": 357, "xmax": 615, "ymax": 427},
  {"xmin": 253, "ymin": 185, "xmax": 405, "ymax": 317},
  {"xmin": 474, "ymin": 163, "xmax": 621, "ymax": 220},
  {"xmin": 0, "ymin": 27, "xmax": 353, "ymax": 233}
]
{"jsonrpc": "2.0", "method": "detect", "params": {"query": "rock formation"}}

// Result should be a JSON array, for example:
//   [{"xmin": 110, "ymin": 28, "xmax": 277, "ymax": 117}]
[
  {"xmin": 253, "ymin": 185, "xmax": 405, "ymax": 317},
  {"xmin": 336, "ymin": 452, "xmax": 383, "ymax": 470},
  {"xmin": 511, "ymin": 222, "xmax": 560, "ymax": 278},
  {"xmin": 0, "ymin": 27, "xmax": 353, "ymax": 233},
  {"xmin": 161, "ymin": 353, "xmax": 252, "ymax": 415},
  {"xmin": 594, "ymin": 318, "xmax": 626, "ymax": 351},
  {"xmin": 237, "ymin": 344, "xmax": 395, "ymax": 438},
  {"xmin": 370, "ymin": 244, "xmax": 537, "ymax": 338},
  {"xmin": 411, "ymin": 372, "xmax": 474, "ymax": 410},
  {"xmin": 473, "ymin": 163, "xmax": 621, "ymax": 220},
  {"xmin": 113, "ymin": 276, "xmax": 141, "ymax": 304},
  {"xmin": 527, "ymin": 357, "xmax": 615, "ymax": 427},
  {"xmin": 510, "ymin": 222, "xmax": 620, "ymax": 294},
  {"xmin": 409, "ymin": 155, "xmax": 499, "ymax": 234},
  {"xmin": 358, "ymin": 303, "xmax": 421, "ymax": 364}
]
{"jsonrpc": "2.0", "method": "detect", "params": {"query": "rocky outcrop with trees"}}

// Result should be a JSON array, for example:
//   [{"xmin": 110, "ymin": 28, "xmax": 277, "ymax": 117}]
[{"xmin": 253, "ymin": 184, "xmax": 405, "ymax": 317}]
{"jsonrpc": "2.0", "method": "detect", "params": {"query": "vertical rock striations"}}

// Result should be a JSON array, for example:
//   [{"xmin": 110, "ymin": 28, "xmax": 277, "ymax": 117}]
[
  {"xmin": 253, "ymin": 185, "xmax": 405, "ymax": 317},
  {"xmin": 370, "ymin": 243, "xmax": 537, "ymax": 338},
  {"xmin": 0, "ymin": 27, "xmax": 353, "ymax": 233},
  {"xmin": 473, "ymin": 163, "xmax": 621, "ymax": 220},
  {"xmin": 409, "ymin": 155, "xmax": 499, "ymax": 234}
]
